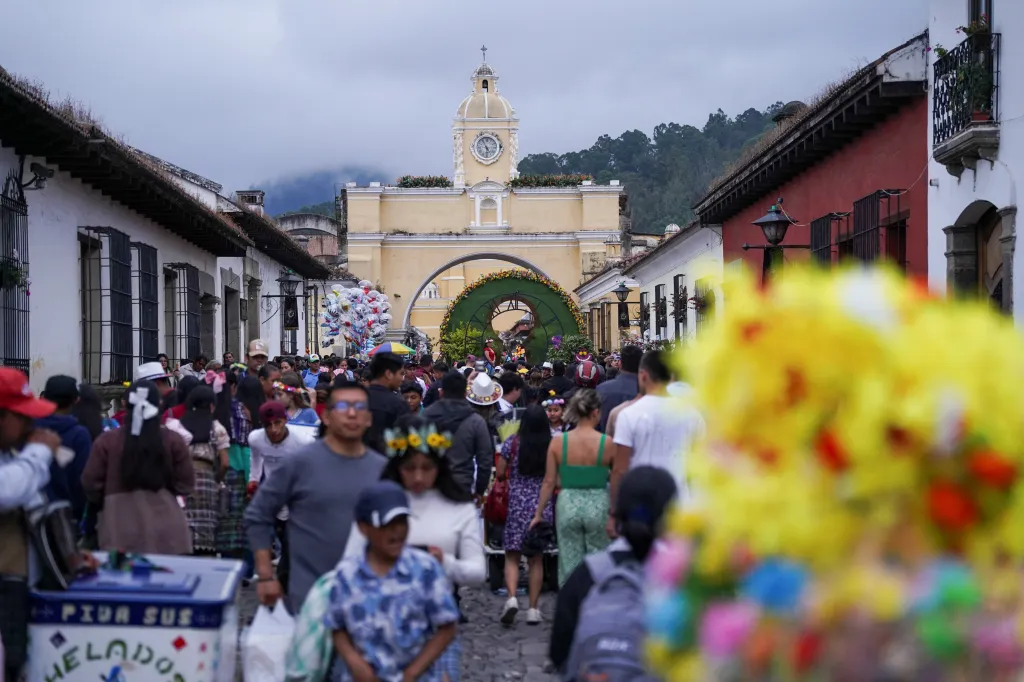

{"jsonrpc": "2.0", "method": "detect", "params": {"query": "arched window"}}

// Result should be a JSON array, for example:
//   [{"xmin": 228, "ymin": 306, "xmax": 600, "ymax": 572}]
[
  {"xmin": 420, "ymin": 282, "xmax": 439, "ymax": 300},
  {"xmin": 480, "ymin": 197, "xmax": 497, "ymax": 209},
  {"xmin": 482, "ymin": 79, "xmax": 489, "ymax": 92}
]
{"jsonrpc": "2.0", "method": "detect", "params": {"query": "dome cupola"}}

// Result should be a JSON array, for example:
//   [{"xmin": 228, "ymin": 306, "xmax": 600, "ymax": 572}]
[{"xmin": 456, "ymin": 46, "xmax": 515, "ymax": 120}]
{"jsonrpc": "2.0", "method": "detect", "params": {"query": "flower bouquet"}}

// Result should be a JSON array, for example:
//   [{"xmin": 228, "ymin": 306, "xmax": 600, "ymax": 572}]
[{"xmin": 645, "ymin": 267, "xmax": 1024, "ymax": 681}]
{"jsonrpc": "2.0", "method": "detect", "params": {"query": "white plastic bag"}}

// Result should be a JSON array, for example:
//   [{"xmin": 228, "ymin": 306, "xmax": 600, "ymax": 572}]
[{"xmin": 243, "ymin": 602, "xmax": 296, "ymax": 682}]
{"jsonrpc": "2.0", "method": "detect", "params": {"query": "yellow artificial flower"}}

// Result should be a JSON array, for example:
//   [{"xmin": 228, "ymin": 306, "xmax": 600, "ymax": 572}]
[
  {"xmin": 387, "ymin": 438, "xmax": 408, "ymax": 452},
  {"xmin": 407, "ymin": 433, "xmax": 423, "ymax": 449},
  {"xmin": 426, "ymin": 433, "xmax": 445, "ymax": 449}
]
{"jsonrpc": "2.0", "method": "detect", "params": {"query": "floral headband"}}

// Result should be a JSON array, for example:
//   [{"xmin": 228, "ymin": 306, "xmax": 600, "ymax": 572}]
[
  {"xmin": 542, "ymin": 391, "xmax": 564, "ymax": 408},
  {"xmin": 273, "ymin": 381, "xmax": 305, "ymax": 395},
  {"xmin": 383, "ymin": 422, "xmax": 453, "ymax": 458}
]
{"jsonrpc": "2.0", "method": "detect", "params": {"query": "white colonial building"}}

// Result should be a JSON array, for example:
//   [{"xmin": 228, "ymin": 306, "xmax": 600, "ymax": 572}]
[
  {"xmin": 928, "ymin": 0, "xmax": 1021, "ymax": 316},
  {"xmin": 621, "ymin": 222, "xmax": 724, "ymax": 343},
  {"xmin": 0, "ymin": 66, "xmax": 328, "ymax": 391}
]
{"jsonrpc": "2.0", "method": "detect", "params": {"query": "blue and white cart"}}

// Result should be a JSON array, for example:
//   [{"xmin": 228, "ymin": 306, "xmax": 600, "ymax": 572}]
[{"xmin": 27, "ymin": 554, "xmax": 243, "ymax": 682}]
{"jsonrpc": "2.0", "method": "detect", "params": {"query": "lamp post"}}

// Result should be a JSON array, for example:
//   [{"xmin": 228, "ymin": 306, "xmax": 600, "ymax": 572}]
[
  {"xmin": 266, "ymin": 270, "xmax": 304, "ymax": 353},
  {"xmin": 612, "ymin": 282, "xmax": 630, "ymax": 303},
  {"xmin": 276, "ymin": 271, "xmax": 302, "ymax": 297},
  {"xmin": 742, "ymin": 198, "xmax": 809, "ymax": 282}
]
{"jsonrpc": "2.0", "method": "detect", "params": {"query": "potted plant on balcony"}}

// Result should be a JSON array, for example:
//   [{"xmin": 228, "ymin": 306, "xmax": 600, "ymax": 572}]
[
  {"xmin": 956, "ymin": 60, "xmax": 994, "ymax": 121},
  {"xmin": 0, "ymin": 259, "xmax": 28, "ymax": 291}
]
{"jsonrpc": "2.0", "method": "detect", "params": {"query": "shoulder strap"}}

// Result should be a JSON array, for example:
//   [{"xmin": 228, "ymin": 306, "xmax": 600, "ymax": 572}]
[
  {"xmin": 561, "ymin": 433, "xmax": 569, "ymax": 466},
  {"xmin": 596, "ymin": 434, "xmax": 607, "ymax": 466}
]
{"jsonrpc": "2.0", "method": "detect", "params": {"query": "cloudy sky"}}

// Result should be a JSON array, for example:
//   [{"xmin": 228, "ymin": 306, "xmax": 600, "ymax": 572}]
[{"xmin": 1, "ymin": 0, "xmax": 928, "ymax": 192}]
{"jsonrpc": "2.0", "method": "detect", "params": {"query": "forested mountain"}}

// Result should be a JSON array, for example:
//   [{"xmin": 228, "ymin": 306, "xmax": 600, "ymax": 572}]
[
  {"xmin": 261, "ymin": 166, "xmax": 388, "ymax": 217},
  {"xmin": 518, "ymin": 104, "xmax": 784, "ymax": 234}
]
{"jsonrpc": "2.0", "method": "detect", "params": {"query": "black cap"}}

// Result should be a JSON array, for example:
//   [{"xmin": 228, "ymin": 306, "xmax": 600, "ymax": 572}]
[
  {"xmin": 615, "ymin": 466, "xmax": 677, "ymax": 526},
  {"xmin": 42, "ymin": 375, "xmax": 79, "ymax": 407},
  {"xmin": 355, "ymin": 481, "xmax": 411, "ymax": 528}
]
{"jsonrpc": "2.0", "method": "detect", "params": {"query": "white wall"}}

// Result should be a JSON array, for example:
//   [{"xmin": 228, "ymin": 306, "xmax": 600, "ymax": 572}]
[
  {"xmin": 928, "ymin": 0, "xmax": 1024, "ymax": 314},
  {"xmin": 629, "ymin": 228, "xmax": 723, "ymax": 342},
  {"xmin": 0, "ymin": 146, "xmax": 224, "ymax": 391}
]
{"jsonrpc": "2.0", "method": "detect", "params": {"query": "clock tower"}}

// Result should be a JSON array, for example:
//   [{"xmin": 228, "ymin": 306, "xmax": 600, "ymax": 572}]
[{"xmin": 453, "ymin": 47, "xmax": 519, "ymax": 188}]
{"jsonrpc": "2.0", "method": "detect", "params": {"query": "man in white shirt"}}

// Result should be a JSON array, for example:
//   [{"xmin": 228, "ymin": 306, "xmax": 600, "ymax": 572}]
[
  {"xmin": 496, "ymin": 373, "xmax": 523, "ymax": 416},
  {"xmin": 247, "ymin": 400, "xmax": 314, "ymax": 597},
  {"xmin": 610, "ymin": 350, "xmax": 704, "ymax": 522}
]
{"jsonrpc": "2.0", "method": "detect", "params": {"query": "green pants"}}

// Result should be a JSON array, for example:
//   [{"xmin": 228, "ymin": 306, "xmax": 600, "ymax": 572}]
[{"xmin": 556, "ymin": 488, "xmax": 611, "ymax": 586}]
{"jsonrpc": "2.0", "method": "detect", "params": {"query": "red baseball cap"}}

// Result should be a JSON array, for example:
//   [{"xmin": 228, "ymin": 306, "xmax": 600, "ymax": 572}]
[{"xmin": 0, "ymin": 368, "xmax": 56, "ymax": 418}]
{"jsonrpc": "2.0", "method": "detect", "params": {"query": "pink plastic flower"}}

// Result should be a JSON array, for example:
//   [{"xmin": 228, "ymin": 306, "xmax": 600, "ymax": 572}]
[
  {"xmin": 700, "ymin": 602, "xmax": 760, "ymax": 658},
  {"xmin": 645, "ymin": 537, "xmax": 691, "ymax": 588}
]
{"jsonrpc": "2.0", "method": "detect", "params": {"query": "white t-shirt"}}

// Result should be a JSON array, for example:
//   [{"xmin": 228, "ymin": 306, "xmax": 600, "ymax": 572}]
[
  {"xmin": 613, "ymin": 392, "xmax": 705, "ymax": 501},
  {"xmin": 342, "ymin": 488, "xmax": 485, "ymax": 585},
  {"xmin": 249, "ymin": 427, "xmax": 315, "ymax": 520}
]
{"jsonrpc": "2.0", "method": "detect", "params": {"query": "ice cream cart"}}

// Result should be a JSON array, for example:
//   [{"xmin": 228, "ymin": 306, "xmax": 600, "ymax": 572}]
[{"xmin": 27, "ymin": 554, "xmax": 243, "ymax": 682}]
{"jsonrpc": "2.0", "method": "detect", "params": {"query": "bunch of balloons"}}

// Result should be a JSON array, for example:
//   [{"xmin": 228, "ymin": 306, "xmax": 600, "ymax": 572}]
[{"xmin": 319, "ymin": 279, "xmax": 392, "ymax": 354}]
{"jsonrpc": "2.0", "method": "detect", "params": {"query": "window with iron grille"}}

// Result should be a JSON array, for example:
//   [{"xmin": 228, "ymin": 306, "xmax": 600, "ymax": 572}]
[
  {"xmin": 0, "ymin": 172, "xmax": 29, "ymax": 374},
  {"xmin": 131, "ymin": 242, "xmax": 159, "ymax": 365},
  {"xmin": 639, "ymin": 291, "xmax": 649, "ymax": 336},
  {"xmin": 80, "ymin": 227, "xmax": 133, "ymax": 385},
  {"xmin": 810, "ymin": 215, "xmax": 833, "ymax": 266},
  {"xmin": 673, "ymin": 275, "xmax": 687, "ymax": 340},
  {"xmin": 164, "ymin": 263, "xmax": 201, "ymax": 367},
  {"xmin": 654, "ymin": 284, "xmax": 667, "ymax": 339},
  {"xmin": 695, "ymin": 277, "xmax": 716, "ymax": 336},
  {"xmin": 852, "ymin": 191, "xmax": 906, "ymax": 267},
  {"xmin": 305, "ymin": 284, "xmax": 321, "ymax": 354}
]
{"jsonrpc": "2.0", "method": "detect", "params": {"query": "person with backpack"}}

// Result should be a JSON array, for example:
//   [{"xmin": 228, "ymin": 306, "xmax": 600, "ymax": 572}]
[{"xmin": 549, "ymin": 465, "xmax": 677, "ymax": 680}]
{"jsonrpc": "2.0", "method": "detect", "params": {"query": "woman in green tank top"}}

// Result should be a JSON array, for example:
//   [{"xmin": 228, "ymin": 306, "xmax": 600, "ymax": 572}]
[{"xmin": 530, "ymin": 389, "xmax": 613, "ymax": 585}]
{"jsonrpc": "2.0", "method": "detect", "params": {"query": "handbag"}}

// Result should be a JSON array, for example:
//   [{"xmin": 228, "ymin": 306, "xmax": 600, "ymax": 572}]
[
  {"xmin": 484, "ymin": 476, "xmax": 508, "ymax": 525},
  {"xmin": 26, "ymin": 498, "xmax": 81, "ymax": 591}
]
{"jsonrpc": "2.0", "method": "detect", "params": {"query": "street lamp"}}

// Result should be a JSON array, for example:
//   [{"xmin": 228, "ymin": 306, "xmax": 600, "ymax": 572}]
[
  {"xmin": 276, "ymin": 271, "xmax": 302, "ymax": 297},
  {"xmin": 752, "ymin": 202, "xmax": 796, "ymax": 246},
  {"xmin": 612, "ymin": 282, "xmax": 631, "ymax": 303}
]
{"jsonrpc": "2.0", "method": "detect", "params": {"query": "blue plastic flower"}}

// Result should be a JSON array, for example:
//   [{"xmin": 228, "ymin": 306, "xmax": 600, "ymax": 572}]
[{"xmin": 741, "ymin": 559, "xmax": 808, "ymax": 613}]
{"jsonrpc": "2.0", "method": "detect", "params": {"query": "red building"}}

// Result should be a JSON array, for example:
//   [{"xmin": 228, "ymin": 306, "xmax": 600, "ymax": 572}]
[{"xmin": 695, "ymin": 33, "xmax": 929, "ymax": 278}]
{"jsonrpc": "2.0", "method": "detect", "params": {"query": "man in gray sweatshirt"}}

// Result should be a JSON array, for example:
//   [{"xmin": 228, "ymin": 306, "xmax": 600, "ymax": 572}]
[{"xmin": 244, "ymin": 379, "xmax": 386, "ymax": 612}]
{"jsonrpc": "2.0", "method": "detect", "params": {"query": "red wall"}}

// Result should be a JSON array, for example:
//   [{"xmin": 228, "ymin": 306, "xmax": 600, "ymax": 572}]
[{"xmin": 721, "ymin": 97, "xmax": 928, "ymax": 277}]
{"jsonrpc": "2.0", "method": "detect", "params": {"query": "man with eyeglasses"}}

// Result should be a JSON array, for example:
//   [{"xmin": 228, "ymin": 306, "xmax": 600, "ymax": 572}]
[{"xmin": 245, "ymin": 378, "xmax": 386, "ymax": 613}]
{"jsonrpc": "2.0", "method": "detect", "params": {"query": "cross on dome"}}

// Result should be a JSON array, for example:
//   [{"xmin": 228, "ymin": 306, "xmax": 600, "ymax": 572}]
[{"xmin": 481, "ymin": 45, "xmax": 487, "ymax": 61}]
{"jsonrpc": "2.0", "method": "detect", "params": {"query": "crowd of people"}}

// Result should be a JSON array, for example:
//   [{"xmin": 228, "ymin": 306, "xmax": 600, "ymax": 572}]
[{"xmin": 0, "ymin": 337, "xmax": 704, "ymax": 682}]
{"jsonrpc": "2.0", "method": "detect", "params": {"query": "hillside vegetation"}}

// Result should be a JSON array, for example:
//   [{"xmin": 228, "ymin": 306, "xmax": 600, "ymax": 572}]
[{"xmin": 518, "ymin": 104, "xmax": 783, "ymax": 234}]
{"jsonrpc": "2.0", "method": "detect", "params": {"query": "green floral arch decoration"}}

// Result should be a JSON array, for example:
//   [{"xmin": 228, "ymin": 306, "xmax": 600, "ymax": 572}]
[{"xmin": 440, "ymin": 269, "xmax": 585, "ymax": 363}]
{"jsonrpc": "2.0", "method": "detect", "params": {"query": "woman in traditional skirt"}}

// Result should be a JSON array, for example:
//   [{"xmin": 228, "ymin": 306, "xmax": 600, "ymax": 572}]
[
  {"xmin": 217, "ymin": 375, "xmax": 264, "ymax": 572},
  {"xmin": 167, "ymin": 386, "xmax": 229, "ymax": 555}
]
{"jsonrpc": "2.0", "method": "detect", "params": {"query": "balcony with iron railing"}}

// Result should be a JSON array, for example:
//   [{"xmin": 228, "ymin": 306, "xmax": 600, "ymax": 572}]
[{"xmin": 932, "ymin": 32, "xmax": 1001, "ymax": 176}]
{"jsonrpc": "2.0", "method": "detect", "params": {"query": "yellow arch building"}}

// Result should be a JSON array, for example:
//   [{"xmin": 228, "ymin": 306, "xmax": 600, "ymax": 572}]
[{"xmin": 344, "ymin": 55, "xmax": 625, "ymax": 347}]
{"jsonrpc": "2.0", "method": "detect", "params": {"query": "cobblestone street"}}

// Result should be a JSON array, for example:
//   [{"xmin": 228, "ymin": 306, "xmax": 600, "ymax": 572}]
[{"xmin": 236, "ymin": 583, "xmax": 560, "ymax": 681}]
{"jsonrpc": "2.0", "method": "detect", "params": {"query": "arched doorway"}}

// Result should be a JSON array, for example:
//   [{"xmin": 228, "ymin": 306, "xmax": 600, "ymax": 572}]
[
  {"xmin": 944, "ymin": 200, "xmax": 1014, "ymax": 312},
  {"xmin": 401, "ymin": 252, "xmax": 556, "ymax": 329},
  {"xmin": 439, "ymin": 270, "xmax": 584, "ymax": 363}
]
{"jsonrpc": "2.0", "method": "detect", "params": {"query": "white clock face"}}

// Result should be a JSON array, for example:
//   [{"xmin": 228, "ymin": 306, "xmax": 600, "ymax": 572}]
[{"xmin": 472, "ymin": 134, "xmax": 501, "ymax": 164}]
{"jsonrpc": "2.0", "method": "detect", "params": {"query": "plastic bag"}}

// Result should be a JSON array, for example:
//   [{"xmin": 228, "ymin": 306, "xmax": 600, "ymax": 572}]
[{"xmin": 243, "ymin": 602, "xmax": 295, "ymax": 682}]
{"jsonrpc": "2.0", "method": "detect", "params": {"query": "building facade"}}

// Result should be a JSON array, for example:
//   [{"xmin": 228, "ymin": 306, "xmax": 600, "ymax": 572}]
[
  {"xmin": 622, "ymin": 222, "xmax": 724, "ymax": 343},
  {"xmin": 927, "ymin": 0, "xmax": 1019, "ymax": 316},
  {"xmin": 0, "ymin": 68, "xmax": 327, "ymax": 390},
  {"xmin": 696, "ymin": 34, "xmax": 930, "ymax": 281},
  {"xmin": 345, "ymin": 57, "xmax": 624, "ymax": 346}
]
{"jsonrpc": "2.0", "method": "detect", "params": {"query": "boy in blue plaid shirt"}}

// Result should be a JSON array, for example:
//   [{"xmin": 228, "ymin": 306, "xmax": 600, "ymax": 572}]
[{"xmin": 325, "ymin": 481, "xmax": 458, "ymax": 682}]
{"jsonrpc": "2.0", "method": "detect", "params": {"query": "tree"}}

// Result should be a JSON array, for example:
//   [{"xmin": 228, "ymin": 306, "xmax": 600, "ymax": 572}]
[
  {"xmin": 439, "ymin": 322, "xmax": 483, "ymax": 363},
  {"xmin": 518, "ymin": 102, "xmax": 785, "ymax": 235}
]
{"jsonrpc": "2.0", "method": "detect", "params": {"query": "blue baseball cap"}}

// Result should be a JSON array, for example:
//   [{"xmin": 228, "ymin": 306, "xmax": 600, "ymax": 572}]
[{"xmin": 355, "ymin": 481, "xmax": 411, "ymax": 528}]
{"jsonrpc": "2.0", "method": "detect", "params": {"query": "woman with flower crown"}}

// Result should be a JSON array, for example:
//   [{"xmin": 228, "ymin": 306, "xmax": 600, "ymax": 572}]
[{"xmin": 340, "ymin": 414, "xmax": 483, "ymax": 682}]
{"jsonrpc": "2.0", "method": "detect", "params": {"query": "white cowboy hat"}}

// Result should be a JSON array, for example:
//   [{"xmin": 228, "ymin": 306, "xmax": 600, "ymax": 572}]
[
  {"xmin": 466, "ymin": 373, "xmax": 503, "ymax": 406},
  {"xmin": 137, "ymin": 361, "xmax": 171, "ymax": 381}
]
